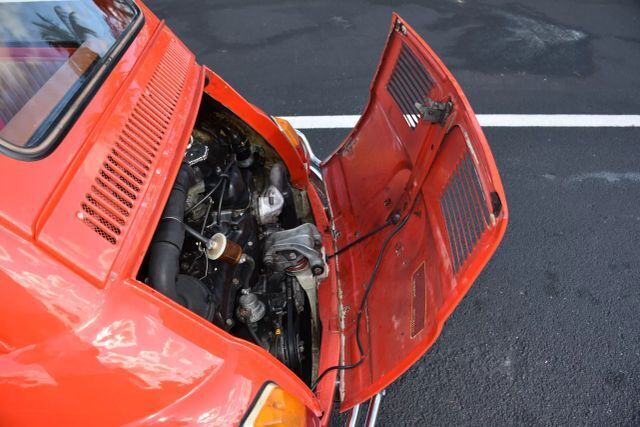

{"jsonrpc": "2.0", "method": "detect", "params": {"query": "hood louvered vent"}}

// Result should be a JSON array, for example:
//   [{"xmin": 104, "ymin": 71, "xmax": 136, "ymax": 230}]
[
  {"xmin": 440, "ymin": 151, "xmax": 490, "ymax": 274},
  {"xmin": 80, "ymin": 40, "xmax": 190, "ymax": 244},
  {"xmin": 387, "ymin": 43, "xmax": 435, "ymax": 129}
]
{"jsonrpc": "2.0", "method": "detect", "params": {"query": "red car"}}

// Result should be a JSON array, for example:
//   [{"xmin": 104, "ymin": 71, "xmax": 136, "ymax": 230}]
[{"xmin": 0, "ymin": 1, "xmax": 507, "ymax": 425}]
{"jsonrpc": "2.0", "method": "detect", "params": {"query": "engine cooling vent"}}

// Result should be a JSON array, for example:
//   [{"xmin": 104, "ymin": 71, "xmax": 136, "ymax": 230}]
[
  {"xmin": 440, "ymin": 151, "xmax": 490, "ymax": 273},
  {"xmin": 386, "ymin": 43, "xmax": 435, "ymax": 129},
  {"xmin": 80, "ymin": 40, "xmax": 190, "ymax": 244}
]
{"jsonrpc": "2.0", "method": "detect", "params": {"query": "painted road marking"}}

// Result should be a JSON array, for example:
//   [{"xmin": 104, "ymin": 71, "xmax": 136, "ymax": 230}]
[{"xmin": 280, "ymin": 115, "xmax": 640, "ymax": 129}]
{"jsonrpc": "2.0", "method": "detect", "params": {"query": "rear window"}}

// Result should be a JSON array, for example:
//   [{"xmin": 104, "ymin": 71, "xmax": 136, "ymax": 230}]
[{"xmin": 0, "ymin": 0, "xmax": 140, "ymax": 158}]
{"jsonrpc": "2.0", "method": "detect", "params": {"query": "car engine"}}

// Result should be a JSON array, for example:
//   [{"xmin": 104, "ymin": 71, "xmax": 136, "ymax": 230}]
[{"xmin": 138, "ymin": 96, "xmax": 324, "ymax": 383}]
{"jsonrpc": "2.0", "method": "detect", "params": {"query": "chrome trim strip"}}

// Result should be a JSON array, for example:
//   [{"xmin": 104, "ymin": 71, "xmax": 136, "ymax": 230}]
[
  {"xmin": 295, "ymin": 129, "xmax": 322, "ymax": 167},
  {"xmin": 295, "ymin": 129, "xmax": 323, "ymax": 182},
  {"xmin": 309, "ymin": 164, "xmax": 323, "ymax": 182},
  {"xmin": 345, "ymin": 390, "xmax": 384, "ymax": 427},
  {"xmin": 347, "ymin": 403, "xmax": 361, "ymax": 427},
  {"xmin": 365, "ymin": 391, "xmax": 384, "ymax": 426}
]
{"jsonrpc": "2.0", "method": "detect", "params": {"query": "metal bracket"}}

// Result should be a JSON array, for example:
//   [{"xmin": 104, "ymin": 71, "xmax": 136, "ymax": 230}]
[
  {"xmin": 394, "ymin": 20, "xmax": 407, "ymax": 35},
  {"xmin": 415, "ymin": 98, "xmax": 453, "ymax": 125}
]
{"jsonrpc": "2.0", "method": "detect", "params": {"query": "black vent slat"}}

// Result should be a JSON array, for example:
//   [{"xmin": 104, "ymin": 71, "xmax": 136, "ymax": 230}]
[
  {"xmin": 441, "ymin": 190, "xmax": 459, "ymax": 271},
  {"xmin": 86, "ymin": 194, "xmax": 126, "ymax": 226},
  {"xmin": 467, "ymin": 156, "xmax": 490, "ymax": 226},
  {"xmin": 113, "ymin": 144, "xmax": 150, "ymax": 173},
  {"xmin": 131, "ymin": 111, "xmax": 165, "ymax": 141},
  {"xmin": 388, "ymin": 78, "xmax": 420, "ymax": 127},
  {"xmin": 103, "ymin": 161, "xmax": 141, "ymax": 192},
  {"xmin": 455, "ymin": 162, "xmax": 479, "ymax": 246},
  {"xmin": 121, "ymin": 128, "xmax": 156, "ymax": 159},
  {"xmin": 450, "ymin": 175, "xmax": 472, "ymax": 262},
  {"xmin": 82, "ymin": 203, "xmax": 121, "ymax": 236},
  {"xmin": 98, "ymin": 171, "xmax": 137, "ymax": 201},
  {"xmin": 461, "ymin": 157, "xmax": 487, "ymax": 238},
  {"xmin": 387, "ymin": 78, "xmax": 419, "ymax": 127},
  {"xmin": 137, "ymin": 97, "xmax": 170, "ymax": 126},
  {"xmin": 445, "ymin": 188, "xmax": 464, "ymax": 271},
  {"xmin": 108, "ymin": 154, "xmax": 145, "ymax": 184},
  {"xmin": 387, "ymin": 44, "xmax": 435, "ymax": 129},
  {"xmin": 398, "ymin": 47, "xmax": 434, "ymax": 93},
  {"xmin": 447, "ymin": 180, "xmax": 467, "ymax": 272},
  {"xmin": 440, "ymin": 152, "xmax": 490, "ymax": 273},
  {"xmin": 90, "ymin": 185, "xmax": 130, "ymax": 218},
  {"xmin": 392, "ymin": 69, "xmax": 422, "ymax": 124},
  {"xmin": 396, "ymin": 54, "xmax": 430, "ymax": 100},
  {"xmin": 117, "ymin": 136, "xmax": 153, "ymax": 165},
  {"xmin": 82, "ymin": 217, "xmax": 117, "ymax": 245}
]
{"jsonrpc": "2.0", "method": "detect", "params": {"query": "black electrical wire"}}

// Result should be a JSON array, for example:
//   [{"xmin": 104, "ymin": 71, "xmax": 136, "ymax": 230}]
[
  {"xmin": 186, "ymin": 176, "xmax": 226, "ymax": 215},
  {"xmin": 201, "ymin": 199, "xmax": 213, "ymax": 234},
  {"xmin": 326, "ymin": 212, "xmax": 401, "ymax": 260},
  {"xmin": 186, "ymin": 159, "xmax": 236, "ymax": 215},
  {"xmin": 247, "ymin": 323, "xmax": 268, "ymax": 350},
  {"xmin": 310, "ymin": 196, "xmax": 420, "ymax": 392},
  {"xmin": 182, "ymin": 221, "xmax": 209, "ymax": 244},
  {"xmin": 216, "ymin": 177, "xmax": 228, "ymax": 225}
]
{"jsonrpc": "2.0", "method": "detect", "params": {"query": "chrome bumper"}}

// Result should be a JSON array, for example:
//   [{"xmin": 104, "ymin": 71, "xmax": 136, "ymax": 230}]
[
  {"xmin": 346, "ymin": 391, "xmax": 385, "ymax": 427},
  {"xmin": 295, "ymin": 129, "xmax": 322, "ymax": 168},
  {"xmin": 295, "ymin": 129, "xmax": 324, "ymax": 184}
]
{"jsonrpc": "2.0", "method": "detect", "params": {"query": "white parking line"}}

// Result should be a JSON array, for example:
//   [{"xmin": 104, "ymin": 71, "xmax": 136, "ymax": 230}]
[{"xmin": 280, "ymin": 115, "xmax": 640, "ymax": 129}]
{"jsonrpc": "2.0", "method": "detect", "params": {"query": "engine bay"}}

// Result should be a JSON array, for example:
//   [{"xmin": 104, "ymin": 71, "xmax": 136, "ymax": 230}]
[{"xmin": 138, "ymin": 96, "xmax": 324, "ymax": 384}]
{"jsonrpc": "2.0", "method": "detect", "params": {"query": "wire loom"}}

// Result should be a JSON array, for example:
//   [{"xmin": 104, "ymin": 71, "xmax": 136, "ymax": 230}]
[{"xmin": 312, "ymin": 196, "xmax": 420, "ymax": 391}]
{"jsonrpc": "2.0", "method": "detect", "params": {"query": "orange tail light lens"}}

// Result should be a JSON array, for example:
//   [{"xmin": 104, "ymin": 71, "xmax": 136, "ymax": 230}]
[{"xmin": 242, "ymin": 383, "xmax": 319, "ymax": 427}]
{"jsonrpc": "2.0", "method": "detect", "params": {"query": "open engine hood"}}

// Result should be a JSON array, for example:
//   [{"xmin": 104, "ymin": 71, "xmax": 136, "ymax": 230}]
[{"xmin": 321, "ymin": 14, "xmax": 508, "ymax": 409}]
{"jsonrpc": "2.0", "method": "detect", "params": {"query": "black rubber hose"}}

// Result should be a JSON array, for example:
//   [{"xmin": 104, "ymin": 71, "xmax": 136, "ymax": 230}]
[{"xmin": 149, "ymin": 163, "xmax": 196, "ymax": 301}]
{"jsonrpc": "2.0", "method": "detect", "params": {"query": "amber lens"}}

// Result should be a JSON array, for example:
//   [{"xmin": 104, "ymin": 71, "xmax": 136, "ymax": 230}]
[
  {"xmin": 275, "ymin": 117, "xmax": 302, "ymax": 148},
  {"xmin": 243, "ymin": 383, "xmax": 316, "ymax": 427}
]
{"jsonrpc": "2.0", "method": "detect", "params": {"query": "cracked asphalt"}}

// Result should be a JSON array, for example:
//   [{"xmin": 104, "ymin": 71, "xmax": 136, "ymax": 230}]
[{"xmin": 145, "ymin": 1, "xmax": 640, "ymax": 425}]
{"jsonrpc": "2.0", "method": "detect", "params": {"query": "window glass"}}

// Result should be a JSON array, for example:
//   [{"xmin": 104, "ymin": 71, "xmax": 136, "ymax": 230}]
[{"xmin": 0, "ymin": 0, "xmax": 138, "ymax": 150}]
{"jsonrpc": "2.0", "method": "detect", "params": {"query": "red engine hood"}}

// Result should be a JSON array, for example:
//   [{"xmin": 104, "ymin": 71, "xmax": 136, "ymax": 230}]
[{"xmin": 321, "ymin": 14, "xmax": 508, "ymax": 409}]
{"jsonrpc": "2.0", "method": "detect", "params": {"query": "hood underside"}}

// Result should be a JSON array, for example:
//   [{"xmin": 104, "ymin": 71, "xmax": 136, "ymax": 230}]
[{"xmin": 321, "ymin": 14, "xmax": 508, "ymax": 409}]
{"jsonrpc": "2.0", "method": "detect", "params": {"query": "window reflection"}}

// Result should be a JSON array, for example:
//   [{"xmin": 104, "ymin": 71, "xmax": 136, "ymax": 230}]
[{"xmin": 0, "ymin": 1, "xmax": 137, "ymax": 148}]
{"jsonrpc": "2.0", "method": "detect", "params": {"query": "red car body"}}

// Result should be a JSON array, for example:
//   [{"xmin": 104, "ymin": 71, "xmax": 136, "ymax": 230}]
[{"xmin": 0, "ymin": 2, "xmax": 507, "ymax": 425}]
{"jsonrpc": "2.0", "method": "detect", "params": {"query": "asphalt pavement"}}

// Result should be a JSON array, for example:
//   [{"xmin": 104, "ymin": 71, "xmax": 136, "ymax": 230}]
[{"xmin": 145, "ymin": 1, "xmax": 640, "ymax": 425}]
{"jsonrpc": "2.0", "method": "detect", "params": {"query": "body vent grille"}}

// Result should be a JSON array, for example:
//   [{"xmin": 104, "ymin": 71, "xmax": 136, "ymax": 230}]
[
  {"xmin": 440, "ymin": 152, "xmax": 490, "ymax": 273},
  {"xmin": 386, "ymin": 44, "xmax": 434, "ymax": 128},
  {"xmin": 80, "ymin": 40, "xmax": 190, "ymax": 244}
]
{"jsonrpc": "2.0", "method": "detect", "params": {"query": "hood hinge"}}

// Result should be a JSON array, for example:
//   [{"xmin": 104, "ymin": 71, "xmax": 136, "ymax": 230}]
[
  {"xmin": 415, "ymin": 98, "xmax": 453, "ymax": 125},
  {"xmin": 394, "ymin": 19, "xmax": 408, "ymax": 35}
]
